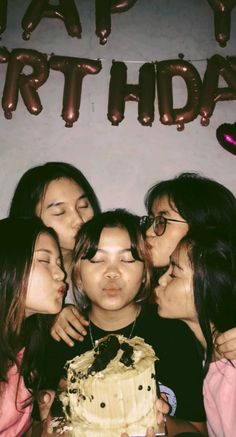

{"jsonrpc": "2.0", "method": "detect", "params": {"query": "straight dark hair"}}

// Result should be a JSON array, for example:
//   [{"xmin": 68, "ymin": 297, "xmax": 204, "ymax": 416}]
[
  {"xmin": 145, "ymin": 172, "xmax": 236, "ymax": 232},
  {"xmin": 72, "ymin": 209, "xmax": 152, "ymax": 307},
  {"xmin": 9, "ymin": 161, "xmax": 101, "ymax": 218},
  {"xmin": 0, "ymin": 217, "xmax": 61, "ymax": 401},
  {"xmin": 181, "ymin": 229, "xmax": 236, "ymax": 373}
]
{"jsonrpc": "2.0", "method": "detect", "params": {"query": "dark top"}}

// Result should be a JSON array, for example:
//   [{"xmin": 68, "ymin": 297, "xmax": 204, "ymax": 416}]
[{"xmin": 42, "ymin": 304, "xmax": 205, "ymax": 423}]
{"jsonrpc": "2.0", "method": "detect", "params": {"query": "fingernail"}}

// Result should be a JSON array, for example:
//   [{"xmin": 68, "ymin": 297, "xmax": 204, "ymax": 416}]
[
  {"xmin": 82, "ymin": 330, "xmax": 87, "ymax": 335},
  {"xmin": 69, "ymin": 341, "xmax": 74, "ymax": 347}
]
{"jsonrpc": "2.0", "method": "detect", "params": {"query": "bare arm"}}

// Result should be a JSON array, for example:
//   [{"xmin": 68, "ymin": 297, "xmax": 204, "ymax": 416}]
[
  {"xmin": 216, "ymin": 328, "xmax": 236, "ymax": 360},
  {"xmin": 51, "ymin": 304, "xmax": 89, "ymax": 347}
]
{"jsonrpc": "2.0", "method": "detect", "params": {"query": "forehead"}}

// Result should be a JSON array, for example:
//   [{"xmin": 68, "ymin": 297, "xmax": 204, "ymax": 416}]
[
  {"xmin": 35, "ymin": 232, "xmax": 59, "ymax": 253},
  {"xmin": 98, "ymin": 227, "xmax": 131, "ymax": 250},
  {"xmin": 151, "ymin": 195, "xmax": 176, "ymax": 214},
  {"xmin": 43, "ymin": 178, "xmax": 85, "ymax": 202},
  {"xmin": 172, "ymin": 243, "xmax": 192, "ymax": 272}
]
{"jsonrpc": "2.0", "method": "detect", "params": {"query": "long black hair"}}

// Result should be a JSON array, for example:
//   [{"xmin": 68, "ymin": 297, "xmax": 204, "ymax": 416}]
[
  {"xmin": 182, "ymin": 229, "xmax": 236, "ymax": 372},
  {"xmin": 145, "ymin": 172, "xmax": 236, "ymax": 232},
  {"xmin": 0, "ymin": 217, "xmax": 61, "ymax": 401},
  {"xmin": 9, "ymin": 161, "xmax": 101, "ymax": 218}
]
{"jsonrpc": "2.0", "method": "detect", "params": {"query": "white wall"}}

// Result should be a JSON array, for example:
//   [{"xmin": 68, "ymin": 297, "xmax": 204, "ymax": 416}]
[{"xmin": 0, "ymin": 0, "xmax": 235, "ymax": 218}]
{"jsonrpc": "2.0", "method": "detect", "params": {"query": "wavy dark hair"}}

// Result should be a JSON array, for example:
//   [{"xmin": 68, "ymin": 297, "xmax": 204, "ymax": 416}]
[
  {"xmin": 145, "ymin": 172, "xmax": 236, "ymax": 232},
  {"xmin": 0, "ymin": 217, "xmax": 61, "ymax": 403},
  {"xmin": 72, "ymin": 209, "xmax": 152, "ymax": 308},
  {"xmin": 180, "ymin": 229, "xmax": 236, "ymax": 373},
  {"xmin": 9, "ymin": 161, "xmax": 101, "ymax": 218}
]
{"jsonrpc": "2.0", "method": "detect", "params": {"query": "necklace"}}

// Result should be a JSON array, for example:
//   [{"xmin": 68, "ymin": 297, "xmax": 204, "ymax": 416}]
[{"xmin": 89, "ymin": 312, "xmax": 138, "ymax": 349}]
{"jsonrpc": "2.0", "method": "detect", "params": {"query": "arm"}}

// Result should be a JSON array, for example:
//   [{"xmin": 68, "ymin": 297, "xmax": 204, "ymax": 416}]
[
  {"xmin": 51, "ymin": 305, "xmax": 89, "ymax": 346},
  {"xmin": 216, "ymin": 328, "xmax": 236, "ymax": 360}
]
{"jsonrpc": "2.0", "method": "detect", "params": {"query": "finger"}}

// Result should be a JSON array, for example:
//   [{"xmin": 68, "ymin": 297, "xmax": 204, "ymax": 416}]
[
  {"xmin": 51, "ymin": 327, "xmax": 76, "ymax": 347},
  {"xmin": 50, "ymin": 330, "xmax": 62, "ymax": 342},
  {"xmin": 216, "ymin": 329, "xmax": 236, "ymax": 345},
  {"xmin": 156, "ymin": 398, "xmax": 170, "ymax": 414},
  {"xmin": 218, "ymin": 349, "xmax": 236, "ymax": 360},
  {"xmin": 146, "ymin": 426, "xmax": 155, "ymax": 436},
  {"xmin": 71, "ymin": 306, "xmax": 90, "ymax": 326},
  {"xmin": 38, "ymin": 391, "xmax": 55, "ymax": 420},
  {"xmin": 64, "ymin": 315, "xmax": 88, "ymax": 336},
  {"xmin": 217, "ymin": 338, "xmax": 236, "ymax": 354},
  {"xmin": 58, "ymin": 323, "xmax": 86, "ymax": 341}
]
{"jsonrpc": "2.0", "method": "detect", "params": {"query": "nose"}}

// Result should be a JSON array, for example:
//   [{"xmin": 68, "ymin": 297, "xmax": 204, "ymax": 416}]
[
  {"xmin": 53, "ymin": 264, "xmax": 66, "ymax": 282},
  {"xmin": 146, "ymin": 223, "xmax": 155, "ymax": 238},
  {"xmin": 158, "ymin": 266, "xmax": 171, "ymax": 288},
  {"xmin": 104, "ymin": 263, "xmax": 121, "ymax": 279},
  {"xmin": 71, "ymin": 209, "xmax": 84, "ymax": 229}
]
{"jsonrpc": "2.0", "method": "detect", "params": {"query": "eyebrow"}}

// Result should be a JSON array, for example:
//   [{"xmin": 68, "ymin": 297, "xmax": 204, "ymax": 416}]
[
  {"xmin": 96, "ymin": 248, "xmax": 132, "ymax": 254},
  {"xmin": 170, "ymin": 259, "xmax": 183, "ymax": 270},
  {"xmin": 47, "ymin": 194, "xmax": 88, "ymax": 209},
  {"xmin": 35, "ymin": 249, "xmax": 53, "ymax": 254}
]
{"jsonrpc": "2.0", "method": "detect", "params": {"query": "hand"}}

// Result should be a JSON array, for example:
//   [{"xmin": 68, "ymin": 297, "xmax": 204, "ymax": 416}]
[
  {"xmin": 120, "ymin": 399, "xmax": 169, "ymax": 437},
  {"xmin": 216, "ymin": 327, "xmax": 236, "ymax": 360},
  {"xmin": 121, "ymin": 427, "xmax": 156, "ymax": 437},
  {"xmin": 37, "ymin": 390, "xmax": 55, "ymax": 420},
  {"xmin": 50, "ymin": 305, "xmax": 89, "ymax": 346}
]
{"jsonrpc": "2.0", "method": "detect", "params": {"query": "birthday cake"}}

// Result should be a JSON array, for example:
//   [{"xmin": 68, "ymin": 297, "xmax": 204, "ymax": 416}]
[{"xmin": 57, "ymin": 335, "xmax": 165, "ymax": 436}]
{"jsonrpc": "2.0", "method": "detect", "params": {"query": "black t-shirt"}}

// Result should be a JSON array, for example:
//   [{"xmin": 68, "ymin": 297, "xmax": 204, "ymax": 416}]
[{"xmin": 42, "ymin": 304, "xmax": 205, "ymax": 423}]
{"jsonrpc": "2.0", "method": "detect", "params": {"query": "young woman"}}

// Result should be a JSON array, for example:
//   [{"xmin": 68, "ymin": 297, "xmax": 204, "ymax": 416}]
[
  {"xmin": 155, "ymin": 228, "xmax": 236, "ymax": 436},
  {"xmin": 42, "ymin": 210, "xmax": 207, "ymax": 435},
  {"xmin": 8, "ymin": 161, "xmax": 101, "ymax": 341},
  {"xmin": 0, "ymin": 217, "xmax": 66, "ymax": 436}
]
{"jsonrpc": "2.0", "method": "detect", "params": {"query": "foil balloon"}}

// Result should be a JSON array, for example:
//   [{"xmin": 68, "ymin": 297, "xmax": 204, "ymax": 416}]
[
  {"xmin": 107, "ymin": 61, "xmax": 155, "ymax": 126},
  {"xmin": 216, "ymin": 122, "xmax": 236, "ymax": 155},
  {"xmin": 22, "ymin": 0, "xmax": 81, "ymax": 41},
  {"xmin": 0, "ymin": 46, "xmax": 9, "ymax": 63},
  {"xmin": 156, "ymin": 59, "xmax": 202, "ymax": 131},
  {"xmin": 207, "ymin": 0, "xmax": 236, "ymax": 47},
  {"xmin": 96, "ymin": 0, "xmax": 137, "ymax": 45},
  {"xmin": 2, "ymin": 48, "xmax": 49, "ymax": 119},
  {"xmin": 199, "ymin": 55, "xmax": 236, "ymax": 126},
  {"xmin": 0, "ymin": 0, "xmax": 7, "ymax": 36},
  {"xmin": 49, "ymin": 56, "xmax": 102, "ymax": 127},
  {"xmin": 107, "ymin": 61, "xmax": 127, "ymax": 125}
]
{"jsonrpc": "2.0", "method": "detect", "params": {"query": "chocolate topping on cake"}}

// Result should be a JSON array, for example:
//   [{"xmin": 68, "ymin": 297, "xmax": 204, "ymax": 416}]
[{"xmin": 87, "ymin": 335, "xmax": 134, "ymax": 375}]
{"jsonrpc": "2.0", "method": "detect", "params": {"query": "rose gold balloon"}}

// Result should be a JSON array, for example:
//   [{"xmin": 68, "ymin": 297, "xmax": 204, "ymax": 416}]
[
  {"xmin": 199, "ymin": 55, "xmax": 236, "ymax": 126},
  {"xmin": 2, "ymin": 48, "xmax": 49, "ymax": 119},
  {"xmin": 108, "ymin": 61, "xmax": 155, "ymax": 126},
  {"xmin": 207, "ymin": 0, "xmax": 236, "ymax": 47},
  {"xmin": 22, "ymin": 0, "xmax": 81, "ymax": 41},
  {"xmin": 49, "ymin": 55, "xmax": 102, "ymax": 127},
  {"xmin": 156, "ymin": 59, "xmax": 202, "ymax": 131},
  {"xmin": 96, "ymin": 0, "xmax": 138, "ymax": 45}
]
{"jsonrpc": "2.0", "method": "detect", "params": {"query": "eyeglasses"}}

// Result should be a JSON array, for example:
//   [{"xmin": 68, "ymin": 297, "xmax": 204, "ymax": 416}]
[{"xmin": 140, "ymin": 215, "xmax": 187, "ymax": 236}]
